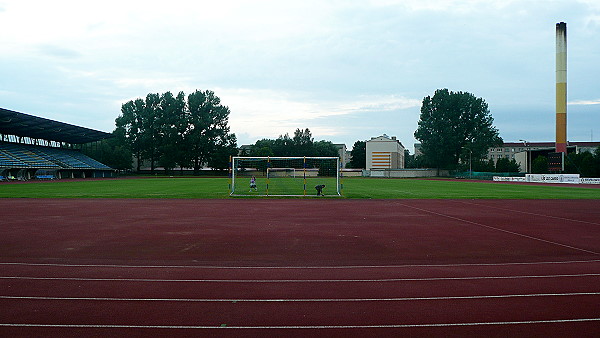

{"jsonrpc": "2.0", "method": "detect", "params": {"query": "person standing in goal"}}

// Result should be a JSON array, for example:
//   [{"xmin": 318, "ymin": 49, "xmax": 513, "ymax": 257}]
[
  {"xmin": 249, "ymin": 176, "xmax": 257, "ymax": 192},
  {"xmin": 315, "ymin": 184, "xmax": 325, "ymax": 196}
]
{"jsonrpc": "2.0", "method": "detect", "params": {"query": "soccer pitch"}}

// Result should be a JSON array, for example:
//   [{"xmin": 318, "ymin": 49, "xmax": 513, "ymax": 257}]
[{"xmin": 1, "ymin": 177, "xmax": 599, "ymax": 199}]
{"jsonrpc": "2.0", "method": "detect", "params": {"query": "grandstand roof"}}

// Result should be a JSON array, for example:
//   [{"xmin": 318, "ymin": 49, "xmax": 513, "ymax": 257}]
[{"xmin": 0, "ymin": 108, "xmax": 112, "ymax": 144}]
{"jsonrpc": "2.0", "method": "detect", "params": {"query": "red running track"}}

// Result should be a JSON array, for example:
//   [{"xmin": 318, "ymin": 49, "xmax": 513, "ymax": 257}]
[{"xmin": 0, "ymin": 199, "xmax": 599, "ymax": 337}]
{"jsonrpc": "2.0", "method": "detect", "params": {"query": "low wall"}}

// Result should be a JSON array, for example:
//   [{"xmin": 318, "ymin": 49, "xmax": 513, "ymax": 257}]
[
  {"xmin": 340, "ymin": 169, "xmax": 362, "ymax": 177},
  {"xmin": 493, "ymin": 174, "xmax": 600, "ymax": 185},
  {"xmin": 363, "ymin": 169, "xmax": 449, "ymax": 178}
]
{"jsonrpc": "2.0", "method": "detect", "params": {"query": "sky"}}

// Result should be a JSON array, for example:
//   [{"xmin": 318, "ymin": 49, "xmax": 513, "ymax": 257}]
[{"xmin": 1, "ymin": 0, "xmax": 599, "ymax": 153}]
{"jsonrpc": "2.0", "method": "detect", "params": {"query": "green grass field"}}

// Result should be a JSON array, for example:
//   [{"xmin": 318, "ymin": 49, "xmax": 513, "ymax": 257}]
[{"xmin": 1, "ymin": 177, "xmax": 599, "ymax": 199}]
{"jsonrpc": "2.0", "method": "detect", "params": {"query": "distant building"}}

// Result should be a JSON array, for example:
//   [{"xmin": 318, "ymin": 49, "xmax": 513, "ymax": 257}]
[
  {"xmin": 333, "ymin": 143, "xmax": 349, "ymax": 168},
  {"xmin": 238, "ymin": 144, "xmax": 253, "ymax": 156},
  {"xmin": 487, "ymin": 141, "xmax": 600, "ymax": 162},
  {"xmin": 366, "ymin": 134, "xmax": 405, "ymax": 170},
  {"xmin": 414, "ymin": 143, "xmax": 423, "ymax": 157},
  {"xmin": 489, "ymin": 141, "xmax": 600, "ymax": 173}
]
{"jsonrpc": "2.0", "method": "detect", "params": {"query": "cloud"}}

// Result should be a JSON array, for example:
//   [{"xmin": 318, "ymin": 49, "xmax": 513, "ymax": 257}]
[
  {"xmin": 568, "ymin": 99, "xmax": 600, "ymax": 105},
  {"xmin": 37, "ymin": 45, "xmax": 82, "ymax": 59},
  {"xmin": 221, "ymin": 88, "xmax": 420, "ymax": 143},
  {"xmin": 114, "ymin": 76, "xmax": 193, "ymax": 93}
]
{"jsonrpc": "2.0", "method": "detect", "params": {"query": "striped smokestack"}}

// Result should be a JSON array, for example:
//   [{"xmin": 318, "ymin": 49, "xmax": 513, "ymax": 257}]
[{"xmin": 555, "ymin": 22, "xmax": 567, "ymax": 153}]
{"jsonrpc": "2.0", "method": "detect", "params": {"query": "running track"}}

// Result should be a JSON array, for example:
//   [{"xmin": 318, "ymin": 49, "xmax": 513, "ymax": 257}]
[{"xmin": 1, "ymin": 199, "xmax": 599, "ymax": 337}]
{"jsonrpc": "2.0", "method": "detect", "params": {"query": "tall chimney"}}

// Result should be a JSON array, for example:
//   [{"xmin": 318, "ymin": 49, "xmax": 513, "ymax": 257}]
[{"xmin": 556, "ymin": 22, "xmax": 567, "ymax": 153}]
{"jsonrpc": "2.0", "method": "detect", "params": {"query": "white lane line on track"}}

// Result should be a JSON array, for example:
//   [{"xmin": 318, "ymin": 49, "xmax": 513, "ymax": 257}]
[
  {"xmin": 1, "ymin": 273, "xmax": 600, "ymax": 283},
  {"xmin": 395, "ymin": 202, "xmax": 600, "ymax": 256},
  {"xmin": 457, "ymin": 200, "xmax": 600, "ymax": 226},
  {"xmin": 1, "ymin": 318, "xmax": 599, "ymax": 328},
  {"xmin": 1, "ymin": 259, "xmax": 599, "ymax": 269},
  {"xmin": 2, "ymin": 292, "xmax": 600, "ymax": 302}
]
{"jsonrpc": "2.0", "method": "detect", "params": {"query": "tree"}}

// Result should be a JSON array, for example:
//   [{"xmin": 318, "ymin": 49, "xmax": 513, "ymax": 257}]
[
  {"xmin": 292, "ymin": 128, "xmax": 314, "ymax": 155},
  {"xmin": 565, "ymin": 151, "xmax": 596, "ymax": 177},
  {"xmin": 82, "ymin": 129, "xmax": 132, "ymax": 171},
  {"xmin": 482, "ymin": 159, "xmax": 496, "ymax": 172},
  {"xmin": 313, "ymin": 140, "xmax": 339, "ymax": 157},
  {"xmin": 157, "ymin": 91, "xmax": 187, "ymax": 173},
  {"xmin": 115, "ymin": 99, "xmax": 144, "ymax": 171},
  {"xmin": 128, "ymin": 93, "xmax": 163, "ymax": 174},
  {"xmin": 595, "ymin": 147, "xmax": 600, "ymax": 177},
  {"xmin": 208, "ymin": 133, "xmax": 238, "ymax": 171},
  {"xmin": 115, "ymin": 89, "xmax": 236, "ymax": 174},
  {"xmin": 248, "ymin": 128, "xmax": 336, "ymax": 157},
  {"xmin": 532, "ymin": 155, "xmax": 548, "ymax": 174},
  {"xmin": 185, "ymin": 90, "xmax": 235, "ymax": 174},
  {"xmin": 495, "ymin": 158, "xmax": 520, "ymax": 173},
  {"xmin": 349, "ymin": 140, "xmax": 366, "ymax": 169},
  {"xmin": 414, "ymin": 89, "xmax": 503, "ymax": 169}
]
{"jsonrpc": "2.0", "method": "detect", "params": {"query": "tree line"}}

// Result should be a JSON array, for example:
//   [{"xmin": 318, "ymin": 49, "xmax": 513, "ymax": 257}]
[
  {"xmin": 88, "ymin": 90, "xmax": 238, "ymax": 174},
  {"xmin": 84, "ymin": 92, "xmax": 344, "ymax": 173},
  {"xmin": 244, "ymin": 128, "xmax": 339, "ymax": 158},
  {"xmin": 87, "ymin": 87, "xmax": 600, "ymax": 177},
  {"xmin": 532, "ymin": 149, "xmax": 600, "ymax": 177}
]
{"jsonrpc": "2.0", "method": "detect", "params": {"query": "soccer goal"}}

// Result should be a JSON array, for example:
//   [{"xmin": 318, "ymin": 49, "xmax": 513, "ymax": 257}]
[{"xmin": 229, "ymin": 156, "xmax": 342, "ymax": 196}]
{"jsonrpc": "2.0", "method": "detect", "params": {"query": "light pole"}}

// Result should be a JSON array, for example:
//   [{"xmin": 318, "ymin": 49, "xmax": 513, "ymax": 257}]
[{"xmin": 462, "ymin": 147, "xmax": 472, "ymax": 179}]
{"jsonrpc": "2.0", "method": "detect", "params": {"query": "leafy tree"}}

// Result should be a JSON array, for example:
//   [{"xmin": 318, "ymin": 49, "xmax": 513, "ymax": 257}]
[
  {"xmin": 414, "ymin": 89, "xmax": 503, "ymax": 169},
  {"xmin": 292, "ymin": 128, "xmax": 314, "ymax": 155},
  {"xmin": 82, "ymin": 129, "xmax": 132, "ymax": 171},
  {"xmin": 595, "ymin": 147, "xmax": 600, "ymax": 177},
  {"xmin": 495, "ymin": 158, "xmax": 520, "ymax": 173},
  {"xmin": 185, "ymin": 90, "xmax": 235, "ymax": 174},
  {"xmin": 208, "ymin": 133, "xmax": 238, "ymax": 171},
  {"xmin": 248, "ymin": 128, "xmax": 337, "ymax": 157},
  {"xmin": 116, "ymin": 99, "xmax": 144, "ymax": 171},
  {"xmin": 158, "ymin": 91, "xmax": 187, "ymax": 173},
  {"xmin": 580, "ymin": 152, "xmax": 596, "ymax": 177},
  {"xmin": 349, "ymin": 140, "xmax": 366, "ymax": 169},
  {"xmin": 482, "ymin": 159, "xmax": 496, "ymax": 172},
  {"xmin": 313, "ymin": 140, "xmax": 339, "ymax": 157},
  {"xmin": 115, "ymin": 89, "xmax": 236, "ymax": 174},
  {"xmin": 532, "ymin": 155, "xmax": 548, "ymax": 174},
  {"xmin": 404, "ymin": 150, "xmax": 415, "ymax": 168},
  {"xmin": 250, "ymin": 139, "xmax": 276, "ymax": 156},
  {"xmin": 255, "ymin": 146, "xmax": 274, "ymax": 157},
  {"xmin": 565, "ymin": 151, "xmax": 597, "ymax": 177},
  {"xmin": 273, "ymin": 133, "xmax": 294, "ymax": 156}
]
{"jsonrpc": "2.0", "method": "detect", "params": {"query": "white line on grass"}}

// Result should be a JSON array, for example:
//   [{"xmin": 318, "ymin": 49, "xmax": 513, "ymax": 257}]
[
  {"xmin": 1, "ymin": 273, "xmax": 600, "ymax": 283},
  {"xmin": 1, "ymin": 318, "xmax": 599, "ymax": 329}
]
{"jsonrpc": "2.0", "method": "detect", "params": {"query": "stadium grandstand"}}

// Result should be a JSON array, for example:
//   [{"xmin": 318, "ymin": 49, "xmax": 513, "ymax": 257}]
[{"xmin": 0, "ymin": 107, "xmax": 114, "ymax": 181}]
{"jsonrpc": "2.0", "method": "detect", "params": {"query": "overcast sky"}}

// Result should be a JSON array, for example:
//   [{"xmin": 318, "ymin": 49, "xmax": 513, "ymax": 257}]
[{"xmin": 1, "ymin": 0, "xmax": 599, "ymax": 152}]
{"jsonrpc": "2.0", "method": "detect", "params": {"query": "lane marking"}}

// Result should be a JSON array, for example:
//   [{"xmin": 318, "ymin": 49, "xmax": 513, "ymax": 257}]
[
  {"xmin": 457, "ymin": 200, "xmax": 600, "ymax": 226},
  {"xmin": 1, "ymin": 259, "xmax": 599, "ymax": 269},
  {"xmin": 1, "ymin": 292, "xmax": 600, "ymax": 302},
  {"xmin": 395, "ymin": 202, "xmax": 600, "ymax": 256},
  {"xmin": 1, "ymin": 318, "xmax": 599, "ymax": 329},
  {"xmin": 1, "ymin": 273, "xmax": 600, "ymax": 283}
]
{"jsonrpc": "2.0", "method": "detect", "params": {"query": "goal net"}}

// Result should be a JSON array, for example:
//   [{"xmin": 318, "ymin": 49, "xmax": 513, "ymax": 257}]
[{"xmin": 230, "ymin": 156, "xmax": 341, "ymax": 196}]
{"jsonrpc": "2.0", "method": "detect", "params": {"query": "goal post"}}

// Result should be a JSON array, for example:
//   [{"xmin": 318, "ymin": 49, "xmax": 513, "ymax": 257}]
[{"xmin": 230, "ymin": 156, "xmax": 342, "ymax": 196}]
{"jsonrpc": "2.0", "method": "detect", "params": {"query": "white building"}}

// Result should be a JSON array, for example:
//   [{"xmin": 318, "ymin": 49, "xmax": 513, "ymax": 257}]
[{"xmin": 366, "ymin": 134, "xmax": 405, "ymax": 170}]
